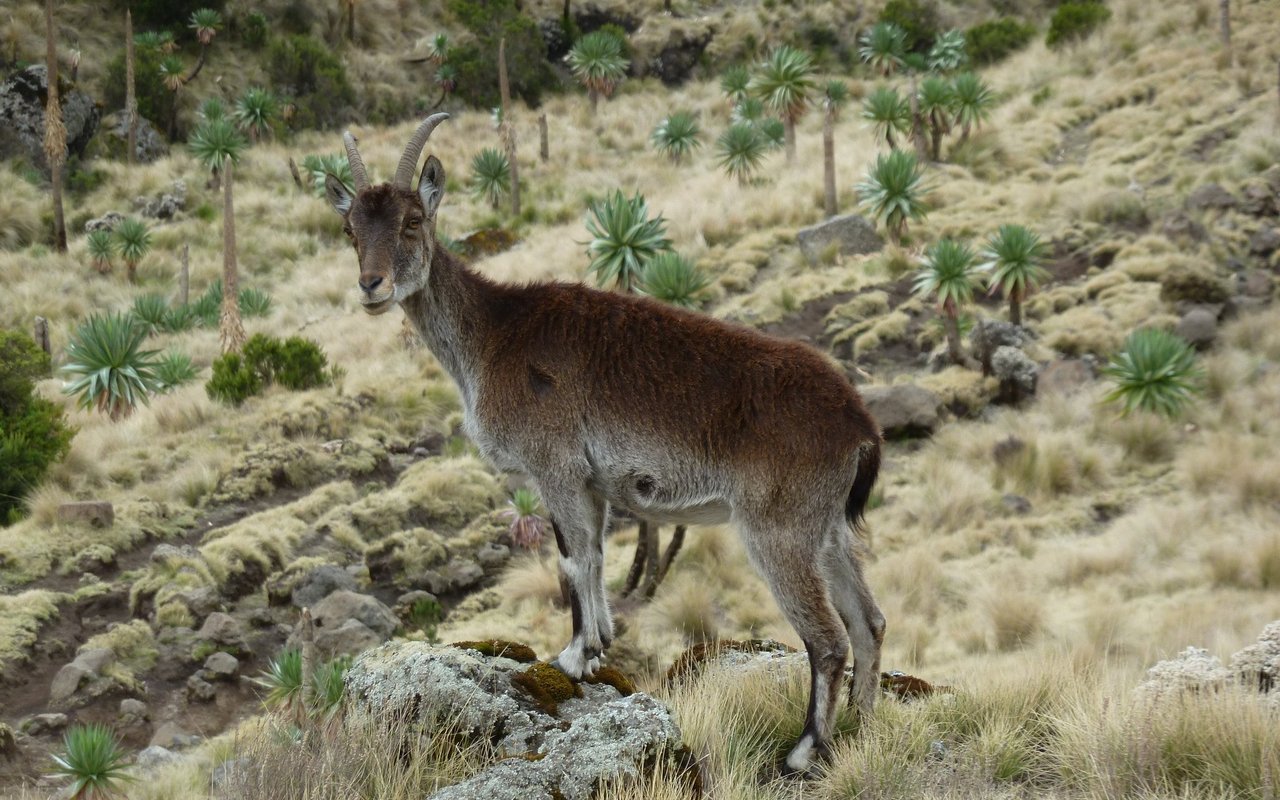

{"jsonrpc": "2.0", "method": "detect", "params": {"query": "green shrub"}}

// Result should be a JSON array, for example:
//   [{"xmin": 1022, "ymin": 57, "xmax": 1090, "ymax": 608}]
[
  {"xmin": 265, "ymin": 35, "xmax": 355, "ymax": 130},
  {"xmin": 1103, "ymin": 329, "xmax": 1201, "ymax": 417},
  {"xmin": 50, "ymin": 723, "xmax": 131, "ymax": 799},
  {"xmin": 131, "ymin": 295, "xmax": 170, "ymax": 334},
  {"xmin": 102, "ymin": 45, "xmax": 176, "ymax": 135},
  {"xmin": 241, "ymin": 11, "xmax": 269, "ymax": 49},
  {"xmin": 111, "ymin": 0, "xmax": 224, "ymax": 34},
  {"xmin": 205, "ymin": 352, "xmax": 261, "ymax": 406},
  {"xmin": 205, "ymin": 334, "xmax": 331, "ymax": 405},
  {"xmin": 1046, "ymin": 1, "xmax": 1111, "ymax": 48},
  {"xmin": 0, "ymin": 331, "xmax": 74, "ymax": 525},
  {"xmin": 444, "ymin": 0, "xmax": 559, "ymax": 108},
  {"xmin": 879, "ymin": 0, "xmax": 941, "ymax": 53},
  {"xmin": 966, "ymin": 18, "xmax": 1037, "ymax": 65}
]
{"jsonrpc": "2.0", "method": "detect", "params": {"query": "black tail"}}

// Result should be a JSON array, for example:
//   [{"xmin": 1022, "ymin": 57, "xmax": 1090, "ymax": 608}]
[{"xmin": 845, "ymin": 439, "xmax": 881, "ymax": 535}]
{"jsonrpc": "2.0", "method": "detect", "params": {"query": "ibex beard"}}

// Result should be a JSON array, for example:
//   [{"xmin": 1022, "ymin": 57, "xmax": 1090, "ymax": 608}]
[{"xmin": 326, "ymin": 114, "xmax": 886, "ymax": 775}]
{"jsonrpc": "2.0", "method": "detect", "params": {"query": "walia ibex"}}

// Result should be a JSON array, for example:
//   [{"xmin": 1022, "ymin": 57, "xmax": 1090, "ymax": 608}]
[{"xmin": 326, "ymin": 114, "xmax": 886, "ymax": 774}]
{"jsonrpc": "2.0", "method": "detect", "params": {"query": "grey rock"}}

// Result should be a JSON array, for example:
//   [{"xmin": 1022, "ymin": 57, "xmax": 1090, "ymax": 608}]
[
  {"xmin": 311, "ymin": 591, "xmax": 398, "ymax": 639},
  {"xmin": 119, "ymin": 698, "xmax": 149, "ymax": 721},
  {"xmin": 48, "ymin": 666, "xmax": 89, "ymax": 705},
  {"xmin": 151, "ymin": 543, "xmax": 201, "ymax": 564},
  {"xmin": 0, "ymin": 66, "xmax": 100, "ymax": 173},
  {"xmin": 50, "ymin": 648, "xmax": 115, "ymax": 704},
  {"xmin": 203, "ymin": 651, "xmax": 240, "ymax": 679},
  {"xmin": 1160, "ymin": 210, "xmax": 1207, "ymax": 243},
  {"xmin": 1185, "ymin": 183, "xmax": 1238, "ymax": 212},
  {"xmin": 1037, "ymin": 359, "xmax": 1094, "ymax": 397},
  {"xmin": 315, "ymin": 619, "xmax": 382, "ymax": 657},
  {"xmin": 20, "ymin": 713, "xmax": 68, "ymax": 736},
  {"xmin": 346, "ymin": 641, "xmax": 684, "ymax": 800},
  {"xmin": 796, "ymin": 214, "xmax": 884, "ymax": 266},
  {"xmin": 98, "ymin": 111, "xmax": 169, "ymax": 164},
  {"xmin": 860, "ymin": 384, "xmax": 941, "ymax": 439},
  {"xmin": 1249, "ymin": 227, "xmax": 1280, "ymax": 257},
  {"xmin": 643, "ymin": 22, "xmax": 714, "ymax": 85},
  {"xmin": 84, "ymin": 211, "xmax": 125, "ymax": 234},
  {"xmin": 177, "ymin": 587, "xmax": 224, "ymax": 620},
  {"xmin": 1239, "ymin": 270, "xmax": 1275, "ymax": 300},
  {"xmin": 211, "ymin": 758, "xmax": 251, "ymax": 791},
  {"xmin": 1240, "ymin": 169, "xmax": 1279, "ymax": 217},
  {"xmin": 291, "ymin": 564, "xmax": 356, "ymax": 609},
  {"xmin": 55, "ymin": 501, "xmax": 114, "ymax": 528},
  {"xmin": 971, "ymin": 320, "xmax": 1031, "ymax": 375},
  {"xmin": 137, "ymin": 745, "xmax": 182, "ymax": 769},
  {"xmin": 135, "ymin": 180, "xmax": 186, "ymax": 220},
  {"xmin": 396, "ymin": 590, "xmax": 438, "ymax": 609},
  {"xmin": 442, "ymin": 558, "xmax": 486, "ymax": 593},
  {"xmin": 991, "ymin": 346, "xmax": 1038, "ymax": 395},
  {"xmin": 476, "ymin": 543, "xmax": 510, "ymax": 570},
  {"xmin": 1176, "ymin": 307, "xmax": 1218, "ymax": 349},
  {"xmin": 1001, "ymin": 494, "xmax": 1033, "ymax": 515},
  {"xmin": 149, "ymin": 721, "xmax": 198, "ymax": 749},
  {"xmin": 1228, "ymin": 619, "xmax": 1280, "ymax": 692},
  {"xmin": 198, "ymin": 612, "xmax": 246, "ymax": 649},
  {"xmin": 186, "ymin": 674, "xmax": 217, "ymax": 702},
  {"xmin": 430, "ymin": 694, "xmax": 682, "ymax": 800}
]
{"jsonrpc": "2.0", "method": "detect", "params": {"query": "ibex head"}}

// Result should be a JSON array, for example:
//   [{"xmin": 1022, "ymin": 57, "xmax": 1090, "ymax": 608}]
[{"xmin": 324, "ymin": 113, "xmax": 449, "ymax": 315}]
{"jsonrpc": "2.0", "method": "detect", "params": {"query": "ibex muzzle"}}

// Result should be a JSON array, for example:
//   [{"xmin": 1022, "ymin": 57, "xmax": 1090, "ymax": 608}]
[{"xmin": 327, "ymin": 115, "xmax": 886, "ymax": 776}]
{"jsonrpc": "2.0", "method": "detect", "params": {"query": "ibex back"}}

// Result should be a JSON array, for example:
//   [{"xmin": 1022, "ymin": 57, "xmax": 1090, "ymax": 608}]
[{"xmin": 326, "ymin": 114, "xmax": 886, "ymax": 774}]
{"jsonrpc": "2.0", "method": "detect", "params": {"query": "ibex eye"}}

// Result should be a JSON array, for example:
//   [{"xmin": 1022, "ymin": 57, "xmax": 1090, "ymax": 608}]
[{"xmin": 405, "ymin": 218, "xmax": 421, "ymax": 230}]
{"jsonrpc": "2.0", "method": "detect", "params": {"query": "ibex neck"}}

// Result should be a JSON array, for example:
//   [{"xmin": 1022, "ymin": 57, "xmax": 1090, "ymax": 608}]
[{"xmin": 400, "ymin": 246, "xmax": 490, "ymax": 406}]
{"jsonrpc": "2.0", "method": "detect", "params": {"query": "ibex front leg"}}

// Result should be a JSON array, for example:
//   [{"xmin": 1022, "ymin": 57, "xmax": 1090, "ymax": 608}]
[{"xmin": 544, "ymin": 485, "xmax": 612, "ymax": 678}]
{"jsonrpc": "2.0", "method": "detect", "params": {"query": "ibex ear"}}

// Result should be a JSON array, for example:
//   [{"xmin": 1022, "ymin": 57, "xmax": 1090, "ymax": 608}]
[
  {"xmin": 418, "ymin": 155, "xmax": 445, "ymax": 220},
  {"xmin": 324, "ymin": 173, "xmax": 353, "ymax": 217}
]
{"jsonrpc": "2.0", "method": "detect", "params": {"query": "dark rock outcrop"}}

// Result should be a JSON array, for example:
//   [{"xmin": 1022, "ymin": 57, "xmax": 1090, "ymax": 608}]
[{"xmin": 0, "ymin": 66, "xmax": 100, "ymax": 173}]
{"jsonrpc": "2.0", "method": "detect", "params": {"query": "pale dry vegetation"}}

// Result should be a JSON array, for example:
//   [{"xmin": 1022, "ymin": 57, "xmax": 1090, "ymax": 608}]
[{"xmin": 3, "ymin": 0, "xmax": 1280, "ymax": 795}]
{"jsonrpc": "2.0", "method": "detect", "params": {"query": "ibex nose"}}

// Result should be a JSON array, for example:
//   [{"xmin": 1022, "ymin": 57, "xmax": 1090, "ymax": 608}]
[{"xmin": 358, "ymin": 275, "xmax": 383, "ymax": 294}]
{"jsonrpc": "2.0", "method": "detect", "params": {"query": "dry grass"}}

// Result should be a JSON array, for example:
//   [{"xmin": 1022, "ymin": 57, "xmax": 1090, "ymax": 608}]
[{"xmin": 3, "ymin": 0, "xmax": 1280, "ymax": 796}]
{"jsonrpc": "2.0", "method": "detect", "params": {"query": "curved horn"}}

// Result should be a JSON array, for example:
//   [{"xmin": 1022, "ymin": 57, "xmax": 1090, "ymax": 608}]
[
  {"xmin": 393, "ymin": 112, "xmax": 450, "ymax": 189},
  {"xmin": 343, "ymin": 131, "xmax": 370, "ymax": 192}
]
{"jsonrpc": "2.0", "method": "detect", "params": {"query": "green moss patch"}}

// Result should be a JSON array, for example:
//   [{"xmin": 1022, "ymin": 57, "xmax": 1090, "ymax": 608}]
[
  {"xmin": 582, "ymin": 665, "xmax": 636, "ymax": 697},
  {"xmin": 511, "ymin": 661, "xmax": 582, "ymax": 716},
  {"xmin": 450, "ymin": 639, "xmax": 538, "ymax": 663}
]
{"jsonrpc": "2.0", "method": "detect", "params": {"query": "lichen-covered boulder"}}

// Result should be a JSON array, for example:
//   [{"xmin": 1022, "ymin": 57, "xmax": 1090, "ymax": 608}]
[
  {"xmin": 0, "ymin": 66, "xmax": 100, "ymax": 172},
  {"xmin": 345, "ymin": 641, "xmax": 686, "ymax": 800},
  {"xmin": 1138, "ymin": 646, "xmax": 1232, "ymax": 694},
  {"xmin": 1230, "ymin": 620, "xmax": 1280, "ymax": 692},
  {"xmin": 796, "ymin": 214, "xmax": 884, "ymax": 266},
  {"xmin": 860, "ymin": 383, "xmax": 941, "ymax": 439},
  {"xmin": 991, "ymin": 345, "xmax": 1039, "ymax": 397}
]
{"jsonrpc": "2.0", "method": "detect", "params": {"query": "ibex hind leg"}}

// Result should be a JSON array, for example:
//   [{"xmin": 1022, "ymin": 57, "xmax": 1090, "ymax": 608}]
[
  {"xmin": 543, "ymin": 487, "xmax": 612, "ymax": 679},
  {"xmin": 822, "ymin": 525, "xmax": 885, "ymax": 717},
  {"xmin": 740, "ymin": 521, "xmax": 850, "ymax": 776}
]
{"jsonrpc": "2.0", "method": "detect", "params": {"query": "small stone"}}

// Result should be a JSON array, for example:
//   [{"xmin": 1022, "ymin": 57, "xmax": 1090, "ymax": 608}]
[
  {"xmin": 314, "ymin": 619, "xmax": 381, "ymax": 657},
  {"xmin": 198, "ymin": 612, "xmax": 246, "ymax": 648},
  {"xmin": 1185, "ymin": 183, "xmax": 1238, "ymax": 212},
  {"xmin": 860, "ymin": 384, "xmax": 942, "ymax": 439},
  {"xmin": 1248, "ymin": 227, "xmax": 1280, "ymax": 258},
  {"xmin": 119, "ymin": 698, "xmax": 149, "ymax": 721},
  {"xmin": 796, "ymin": 214, "xmax": 884, "ymax": 266},
  {"xmin": 211, "ymin": 758, "xmax": 250, "ymax": 791},
  {"xmin": 74, "ymin": 647, "xmax": 115, "ymax": 674},
  {"xmin": 55, "ymin": 501, "xmax": 114, "ymax": 528},
  {"xmin": 20, "ymin": 713, "xmax": 68, "ymax": 736},
  {"xmin": 49, "ymin": 664, "xmax": 91, "ymax": 704},
  {"xmin": 993, "ymin": 436, "xmax": 1026, "ymax": 466},
  {"xmin": 291, "ymin": 564, "xmax": 357, "ymax": 609},
  {"xmin": 1001, "ymin": 494, "xmax": 1033, "ymax": 515},
  {"xmin": 476, "ymin": 542, "xmax": 510, "ymax": 570},
  {"xmin": 149, "ymin": 721, "xmax": 193, "ymax": 749},
  {"xmin": 311, "ymin": 591, "xmax": 398, "ymax": 639},
  {"xmin": 1037, "ymin": 359, "xmax": 1094, "ymax": 397},
  {"xmin": 1175, "ymin": 307, "xmax": 1218, "ymax": 349},
  {"xmin": 203, "ymin": 651, "xmax": 240, "ymax": 679},
  {"xmin": 929, "ymin": 740, "xmax": 948, "ymax": 760},
  {"xmin": 136, "ymin": 745, "xmax": 181, "ymax": 769},
  {"xmin": 186, "ymin": 675, "xmax": 217, "ymax": 703}
]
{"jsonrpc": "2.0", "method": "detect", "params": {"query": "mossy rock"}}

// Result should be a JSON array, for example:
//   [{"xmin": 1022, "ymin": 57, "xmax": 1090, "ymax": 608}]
[
  {"xmin": 364, "ymin": 528, "xmax": 449, "ymax": 588},
  {"xmin": 450, "ymin": 639, "xmax": 538, "ymax": 663},
  {"xmin": 511, "ymin": 661, "xmax": 582, "ymax": 716},
  {"xmin": 582, "ymin": 665, "xmax": 636, "ymax": 697},
  {"xmin": 1160, "ymin": 267, "xmax": 1231, "ymax": 305},
  {"xmin": 665, "ymin": 639, "xmax": 796, "ymax": 686}
]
